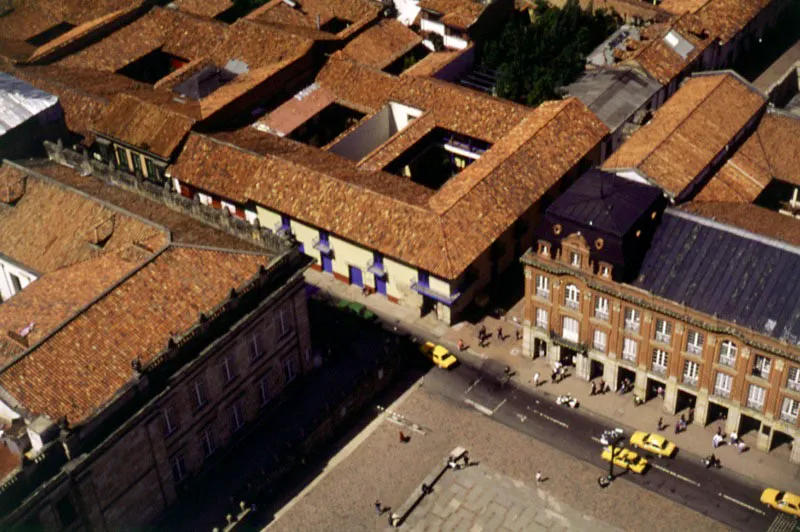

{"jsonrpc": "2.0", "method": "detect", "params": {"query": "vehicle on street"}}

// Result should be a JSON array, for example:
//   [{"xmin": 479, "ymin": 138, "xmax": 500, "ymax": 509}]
[
  {"xmin": 761, "ymin": 489, "xmax": 800, "ymax": 517},
  {"xmin": 601, "ymin": 446, "xmax": 648, "ymax": 474},
  {"xmin": 600, "ymin": 428, "xmax": 624, "ymax": 446},
  {"xmin": 630, "ymin": 431, "xmax": 676, "ymax": 457},
  {"xmin": 419, "ymin": 342, "xmax": 458, "ymax": 369},
  {"xmin": 555, "ymin": 393, "xmax": 579, "ymax": 408}
]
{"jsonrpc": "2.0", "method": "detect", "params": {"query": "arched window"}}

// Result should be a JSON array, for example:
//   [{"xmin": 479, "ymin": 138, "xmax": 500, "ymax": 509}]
[
  {"xmin": 564, "ymin": 284, "xmax": 580, "ymax": 309},
  {"xmin": 719, "ymin": 340, "xmax": 737, "ymax": 367}
]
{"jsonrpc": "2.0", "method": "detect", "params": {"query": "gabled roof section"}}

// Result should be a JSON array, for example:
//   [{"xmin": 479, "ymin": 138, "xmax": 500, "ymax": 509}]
[
  {"xmin": 545, "ymin": 169, "xmax": 663, "ymax": 237},
  {"xmin": 419, "ymin": 0, "xmax": 486, "ymax": 30},
  {"xmin": 0, "ymin": 162, "xmax": 167, "ymax": 275},
  {"xmin": 93, "ymin": 93, "xmax": 197, "ymax": 159},
  {"xmin": 338, "ymin": 19, "xmax": 422, "ymax": 71},
  {"xmin": 661, "ymin": 0, "xmax": 771, "ymax": 44},
  {"xmin": 245, "ymin": 0, "xmax": 380, "ymax": 41},
  {"xmin": 603, "ymin": 72, "xmax": 766, "ymax": 198},
  {"xmin": 634, "ymin": 208, "xmax": 800, "ymax": 346},
  {"xmin": 0, "ymin": 246, "xmax": 272, "ymax": 425},
  {"xmin": 681, "ymin": 201, "xmax": 800, "ymax": 248},
  {"xmin": 173, "ymin": 0, "xmax": 233, "ymax": 18}
]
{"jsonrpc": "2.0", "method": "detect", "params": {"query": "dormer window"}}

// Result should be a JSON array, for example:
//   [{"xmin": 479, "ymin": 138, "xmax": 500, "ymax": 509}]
[
  {"xmin": 570, "ymin": 252, "xmax": 581, "ymax": 267},
  {"xmin": 538, "ymin": 242, "xmax": 550, "ymax": 256},
  {"xmin": 600, "ymin": 266, "xmax": 610, "ymax": 277}
]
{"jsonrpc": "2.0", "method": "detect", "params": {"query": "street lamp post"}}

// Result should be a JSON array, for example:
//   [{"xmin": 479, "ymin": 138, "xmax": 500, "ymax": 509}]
[{"xmin": 607, "ymin": 442, "xmax": 614, "ymax": 481}]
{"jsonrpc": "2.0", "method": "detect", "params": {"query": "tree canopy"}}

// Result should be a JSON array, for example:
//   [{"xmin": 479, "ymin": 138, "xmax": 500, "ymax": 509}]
[{"xmin": 481, "ymin": 0, "xmax": 621, "ymax": 106}]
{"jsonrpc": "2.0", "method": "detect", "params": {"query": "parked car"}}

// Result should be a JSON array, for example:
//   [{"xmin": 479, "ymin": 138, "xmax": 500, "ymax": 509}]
[
  {"xmin": 761, "ymin": 489, "xmax": 800, "ymax": 517},
  {"xmin": 601, "ymin": 446, "xmax": 648, "ymax": 474},
  {"xmin": 629, "ymin": 431, "xmax": 676, "ymax": 458},
  {"xmin": 419, "ymin": 342, "xmax": 458, "ymax": 369}
]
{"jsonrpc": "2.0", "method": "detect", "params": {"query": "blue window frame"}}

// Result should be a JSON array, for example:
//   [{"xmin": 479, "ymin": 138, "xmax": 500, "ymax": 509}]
[
  {"xmin": 418, "ymin": 270, "xmax": 429, "ymax": 287},
  {"xmin": 280, "ymin": 215, "xmax": 291, "ymax": 231}
]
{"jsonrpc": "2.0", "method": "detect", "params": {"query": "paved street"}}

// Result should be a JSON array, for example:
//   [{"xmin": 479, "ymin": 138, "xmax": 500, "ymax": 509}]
[
  {"xmin": 402, "ymin": 466, "xmax": 622, "ymax": 532},
  {"xmin": 261, "ymin": 374, "xmax": 728, "ymax": 532}
]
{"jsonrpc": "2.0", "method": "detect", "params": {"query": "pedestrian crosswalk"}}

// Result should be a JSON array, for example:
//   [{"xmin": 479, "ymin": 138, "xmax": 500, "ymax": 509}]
[{"xmin": 767, "ymin": 513, "xmax": 800, "ymax": 532}]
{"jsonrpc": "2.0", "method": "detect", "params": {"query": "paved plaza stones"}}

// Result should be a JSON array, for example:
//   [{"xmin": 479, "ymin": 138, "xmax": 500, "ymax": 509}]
[{"xmin": 400, "ymin": 466, "xmax": 621, "ymax": 532}]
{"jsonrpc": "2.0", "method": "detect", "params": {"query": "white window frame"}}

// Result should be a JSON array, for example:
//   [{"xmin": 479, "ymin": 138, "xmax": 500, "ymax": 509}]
[
  {"xmin": 746, "ymin": 384, "xmax": 766, "ymax": 411},
  {"xmin": 624, "ymin": 308, "xmax": 640, "ymax": 333},
  {"xmin": 651, "ymin": 349, "xmax": 668, "ymax": 375},
  {"xmin": 564, "ymin": 284, "xmax": 580, "ymax": 310},
  {"xmin": 570, "ymin": 252, "xmax": 581, "ymax": 267},
  {"xmin": 171, "ymin": 454, "xmax": 186, "ymax": 484},
  {"xmin": 201, "ymin": 429, "xmax": 217, "ymax": 457},
  {"xmin": 193, "ymin": 379, "xmax": 207, "ymax": 410},
  {"xmin": 594, "ymin": 296, "xmax": 609, "ymax": 321},
  {"xmin": 683, "ymin": 360, "xmax": 699, "ymax": 387},
  {"xmin": 593, "ymin": 329, "xmax": 607, "ymax": 352},
  {"xmin": 713, "ymin": 372, "xmax": 733, "ymax": 398},
  {"xmin": 231, "ymin": 402, "xmax": 244, "ymax": 433},
  {"xmin": 752, "ymin": 354, "xmax": 771, "ymax": 380},
  {"xmin": 163, "ymin": 406, "xmax": 178, "ymax": 437},
  {"xmin": 622, "ymin": 338, "xmax": 638, "ymax": 362},
  {"xmin": 535, "ymin": 275, "xmax": 550, "ymax": 299},
  {"xmin": 259, "ymin": 376, "xmax": 271, "ymax": 407},
  {"xmin": 249, "ymin": 330, "xmax": 265, "ymax": 359},
  {"xmin": 788, "ymin": 366, "xmax": 800, "ymax": 392},
  {"xmin": 535, "ymin": 308, "xmax": 548, "ymax": 330},
  {"xmin": 283, "ymin": 357, "xmax": 297, "ymax": 383},
  {"xmin": 719, "ymin": 340, "xmax": 737, "ymax": 367},
  {"xmin": 220, "ymin": 356, "xmax": 235, "ymax": 385},
  {"xmin": 781, "ymin": 397, "xmax": 799, "ymax": 424},
  {"xmin": 686, "ymin": 330, "xmax": 704, "ymax": 355},
  {"xmin": 654, "ymin": 318, "xmax": 672, "ymax": 344},
  {"xmin": 277, "ymin": 307, "xmax": 293, "ymax": 336},
  {"xmin": 561, "ymin": 316, "xmax": 580, "ymax": 342}
]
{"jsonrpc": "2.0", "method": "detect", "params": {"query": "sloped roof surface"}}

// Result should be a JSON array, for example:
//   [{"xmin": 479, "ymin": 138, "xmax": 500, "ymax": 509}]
[
  {"xmin": 546, "ymin": 169, "xmax": 663, "ymax": 237},
  {"xmin": 634, "ymin": 208, "xmax": 800, "ymax": 346},
  {"xmin": 0, "ymin": 72, "xmax": 59, "ymax": 135}
]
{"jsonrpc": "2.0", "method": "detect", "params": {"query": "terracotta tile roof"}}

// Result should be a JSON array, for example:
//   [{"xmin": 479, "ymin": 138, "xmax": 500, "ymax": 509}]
[
  {"xmin": 0, "ymin": 246, "xmax": 271, "ymax": 425},
  {"xmin": 316, "ymin": 55, "xmax": 400, "ymax": 112},
  {"xmin": 93, "ymin": 93, "xmax": 197, "ymax": 159},
  {"xmin": 419, "ymin": 0, "xmax": 485, "ymax": 29},
  {"xmin": 0, "ymin": 163, "xmax": 166, "ymax": 275},
  {"xmin": 170, "ymin": 95, "xmax": 606, "ymax": 279},
  {"xmin": 0, "ymin": 441, "xmax": 20, "ymax": 482},
  {"xmin": 680, "ymin": 201, "xmax": 800, "ymax": 247},
  {"xmin": 623, "ymin": 14, "xmax": 714, "ymax": 84},
  {"xmin": 745, "ymin": 111, "xmax": 800, "ymax": 186},
  {"xmin": 26, "ymin": 161, "xmax": 263, "ymax": 251},
  {"xmin": 0, "ymin": 251, "xmax": 144, "ymax": 364},
  {"xmin": 401, "ymin": 49, "xmax": 463, "ymax": 78},
  {"xmin": 338, "ymin": 19, "xmax": 422, "ymax": 70},
  {"xmin": 658, "ymin": 0, "xmax": 710, "ymax": 15},
  {"xmin": 603, "ymin": 73, "xmax": 766, "ymax": 197},
  {"xmin": 246, "ymin": 0, "xmax": 380, "ymax": 39},
  {"xmin": 173, "ymin": 0, "xmax": 233, "ymax": 18},
  {"xmin": 694, "ymin": 0, "xmax": 771, "ymax": 44}
]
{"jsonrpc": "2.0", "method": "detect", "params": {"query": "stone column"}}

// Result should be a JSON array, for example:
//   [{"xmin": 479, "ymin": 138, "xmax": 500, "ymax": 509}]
[
  {"xmin": 575, "ymin": 353, "xmax": 590, "ymax": 381},
  {"xmin": 603, "ymin": 360, "xmax": 619, "ymax": 391},
  {"xmin": 522, "ymin": 323, "xmax": 533, "ymax": 359},
  {"xmin": 756, "ymin": 424, "xmax": 772, "ymax": 452},
  {"xmin": 726, "ymin": 404, "xmax": 742, "ymax": 435},
  {"xmin": 634, "ymin": 366, "xmax": 647, "ymax": 398},
  {"xmin": 694, "ymin": 388, "xmax": 710, "ymax": 426},
  {"xmin": 790, "ymin": 436, "xmax": 800, "ymax": 465},
  {"xmin": 663, "ymin": 376, "xmax": 678, "ymax": 414},
  {"xmin": 548, "ymin": 344, "xmax": 561, "ymax": 366}
]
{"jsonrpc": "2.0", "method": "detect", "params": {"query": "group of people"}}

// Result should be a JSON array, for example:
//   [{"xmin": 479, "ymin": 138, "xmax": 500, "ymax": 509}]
[
  {"xmin": 713, "ymin": 427, "xmax": 748, "ymax": 453},
  {"xmin": 589, "ymin": 379, "xmax": 608, "ymax": 396}
]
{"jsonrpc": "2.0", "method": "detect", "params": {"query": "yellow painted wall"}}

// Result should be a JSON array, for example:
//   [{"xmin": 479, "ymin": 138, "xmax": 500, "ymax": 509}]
[
  {"xmin": 292, "ymin": 221, "xmax": 322, "ymax": 265},
  {"xmin": 255, "ymin": 205, "xmax": 282, "ymax": 234},
  {"xmin": 384, "ymin": 258, "xmax": 418, "ymax": 300},
  {"xmin": 329, "ymin": 234, "xmax": 373, "ymax": 281}
]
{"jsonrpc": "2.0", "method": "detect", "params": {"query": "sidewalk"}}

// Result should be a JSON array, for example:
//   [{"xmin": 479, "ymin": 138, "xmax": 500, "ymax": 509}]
[{"xmin": 307, "ymin": 270, "xmax": 800, "ymax": 494}]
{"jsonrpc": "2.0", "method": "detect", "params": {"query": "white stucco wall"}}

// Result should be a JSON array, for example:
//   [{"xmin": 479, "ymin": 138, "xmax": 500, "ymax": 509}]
[{"xmin": 0, "ymin": 257, "xmax": 36, "ymax": 301}]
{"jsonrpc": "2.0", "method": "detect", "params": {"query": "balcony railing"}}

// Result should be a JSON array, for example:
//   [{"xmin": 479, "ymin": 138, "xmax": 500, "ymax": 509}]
[
  {"xmin": 536, "ymin": 288, "xmax": 550, "ymax": 299},
  {"xmin": 687, "ymin": 344, "xmax": 702, "ymax": 355},
  {"xmin": 655, "ymin": 332, "xmax": 671, "ymax": 344},
  {"xmin": 593, "ymin": 341, "xmax": 607, "ymax": 352},
  {"xmin": 719, "ymin": 355, "xmax": 736, "ymax": 368},
  {"xmin": 652, "ymin": 364, "xmax": 667, "ymax": 376},
  {"xmin": 746, "ymin": 398, "xmax": 764, "ymax": 411},
  {"xmin": 564, "ymin": 299, "xmax": 580, "ymax": 310},
  {"xmin": 312, "ymin": 236, "xmax": 332, "ymax": 254},
  {"xmin": 622, "ymin": 351, "xmax": 637, "ymax": 363},
  {"xmin": 594, "ymin": 310, "xmax": 609, "ymax": 321},
  {"xmin": 780, "ymin": 411, "xmax": 798, "ymax": 424},
  {"xmin": 713, "ymin": 387, "xmax": 731, "ymax": 399},
  {"xmin": 787, "ymin": 380, "xmax": 800, "ymax": 392},
  {"xmin": 535, "ymin": 319, "xmax": 548, "ymax": 330},
  {"xmin": 624, "ymin": 320, "xmax": 640, "ymax": 333},
  {"xmin": 682, "ymin": 375, "xmax": 698, "ymax": 388},
  {"xmin": 367, "ymin": 259, "xmax": 386, "ymax": 277},
  {"xmin": 410, "ymin": 278, "xmax": 460, "ymax": 305}
]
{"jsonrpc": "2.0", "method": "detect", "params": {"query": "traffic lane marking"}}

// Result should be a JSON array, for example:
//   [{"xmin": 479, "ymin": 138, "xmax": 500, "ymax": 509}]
[
  {"xmin": 719, "ymin": 493, "xmax": 766, "ymax": 516},
  {"xmin": 531, "ymin": 408, "xmax": 569, "ymax": 428},
  {"xmin": 464, "ymin": 377, "xmax": 481, "ymax": 394},
  {"xmin": 464, "ymin": 398, "xmax": 494, "ymax": 416},
  {"xmin": 650, "ymin": 463, "xmax": 701, "ymax": 487}
]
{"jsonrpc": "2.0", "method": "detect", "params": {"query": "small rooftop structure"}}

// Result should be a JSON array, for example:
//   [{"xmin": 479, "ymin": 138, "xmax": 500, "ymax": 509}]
[
  {"xmin": 0, "ymin": 73, "xmax": 60, "ymax": 136},
  {"xmin": 586, "ymin": 25, "xmax": 641, "ymax": 67}
]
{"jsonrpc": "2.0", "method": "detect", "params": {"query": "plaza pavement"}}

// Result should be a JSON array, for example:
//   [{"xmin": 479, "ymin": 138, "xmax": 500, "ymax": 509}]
[
  {"xmin": 264, "ymin": 379, "xmax": 727, "ymax": 532},
  {"xmin": 306, "ymin": 268, "xmax": 800, "ymax": 495}
]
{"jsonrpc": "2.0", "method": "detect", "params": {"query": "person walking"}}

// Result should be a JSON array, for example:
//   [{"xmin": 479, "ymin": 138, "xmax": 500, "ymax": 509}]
[
  {"xmin": 533, "ymin": 372, "xmax": 540, "ymax": 387},
  {"xmin": 598, "ymin": 379, "xmax": 606, "ymax": 395},
  {"xmin": 375, "ymin": 500, "xmax": 382, "ymax": 516},
  {"xmin": 479, "ymin": 325, "xmax": 487, "ymax": 341},
  {"xmin": 590, "ymin": 381, "xmax": 596, "ymax": 396},
  {"xmin": 497, "ymin": 327, "xmax": 504, "ymax": 341},
  {"xmin": 535, "ymin": 471, "xmax": 543, "ymax": 485},
  {"xmin": 657, "ymin": 417, "xmax": 664, "ymax": 431},
  {"xmin": 457, "ymin": 339, "xmax": 465, "ymax": 351}
]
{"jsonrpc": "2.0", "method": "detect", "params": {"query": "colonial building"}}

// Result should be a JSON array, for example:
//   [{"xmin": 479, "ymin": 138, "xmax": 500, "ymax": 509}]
[
  {"xmin": 522, "ymin": 170, "xmax": 800, "ymax": 463},
  {"xmin": 0, "ymin": 161, "xmax": 312, "ymax": 529},
  {"xmin": 167, "ymin": 57, "xmax": 608, "ymax": 323}
]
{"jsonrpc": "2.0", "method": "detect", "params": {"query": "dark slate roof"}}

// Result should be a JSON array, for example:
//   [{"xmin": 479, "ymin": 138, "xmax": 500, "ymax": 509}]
[
  {"xmin": 634, "ymin": 208, "xmax": 800, "ymax": 346},
  {"xmin": 546, "ymin": 169, "xmax": 663, "ymax": 237}
]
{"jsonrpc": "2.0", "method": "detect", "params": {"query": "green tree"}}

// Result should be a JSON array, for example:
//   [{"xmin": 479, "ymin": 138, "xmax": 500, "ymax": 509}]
[{"xmin": 481, "ymin": 0, "xmax": 620, "ymax": 106}]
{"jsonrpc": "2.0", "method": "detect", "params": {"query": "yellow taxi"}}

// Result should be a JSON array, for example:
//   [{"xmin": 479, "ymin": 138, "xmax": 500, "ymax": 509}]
[
  {"xmin": 419, "ymin": 342, "xmax": 458, "ymax": 369},
  {"xmin": 629, "ymin": 431, "xmax": 676, "ymax": 458},
  {"xmin": 761, "ymin": 489, "xmax": 800, "ymax": 517},
  {"xmin": 601, "ymin": 446, "xmax": 648, "ymax": 474}
]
